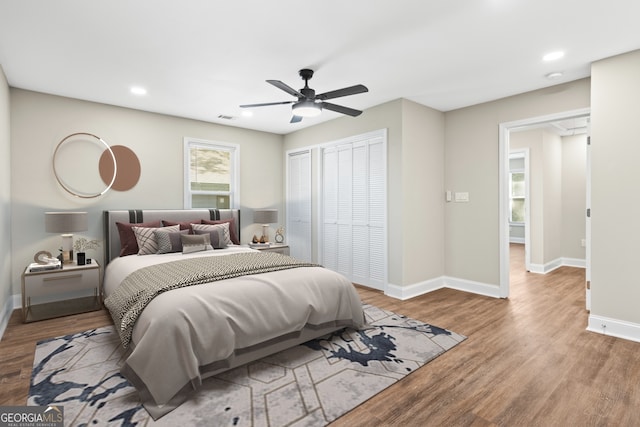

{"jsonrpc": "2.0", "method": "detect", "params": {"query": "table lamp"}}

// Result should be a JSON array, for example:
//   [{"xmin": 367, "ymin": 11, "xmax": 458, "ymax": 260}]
[
  {"xmin": 45, "ymin": 211, "xmax": 88, "ymax": 264},
  {"xmin": 253, "ymin": 209, "xmax": 278, "ymax": 243}
]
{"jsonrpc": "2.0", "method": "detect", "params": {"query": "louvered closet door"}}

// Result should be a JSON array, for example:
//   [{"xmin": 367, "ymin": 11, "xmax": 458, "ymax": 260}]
[
  {"xmin": 321, "ymin": 131, "xmax": 387, "ymax": 290},
  {"xmin": 286, "ymin": 150, "xmax": 312, "ymax": 262}
]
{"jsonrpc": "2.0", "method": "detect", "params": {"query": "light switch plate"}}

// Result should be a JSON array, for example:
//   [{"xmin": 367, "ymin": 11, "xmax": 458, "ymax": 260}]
[{"xmin": 455, "ymin": 192, "xmax": 469, "ymax": 202}]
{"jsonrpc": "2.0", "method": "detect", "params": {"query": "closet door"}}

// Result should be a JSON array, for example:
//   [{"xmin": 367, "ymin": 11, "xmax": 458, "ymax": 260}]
[
  {"xmin": 286, "ymin": 150, "xmax": 312, "ymax": 262},
  {"xmin": 321, "ymin": 130, "xmax": 387, "ymax": 290}
]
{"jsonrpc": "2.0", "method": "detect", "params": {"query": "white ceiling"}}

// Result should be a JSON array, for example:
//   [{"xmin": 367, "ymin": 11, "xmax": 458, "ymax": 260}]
[{"xmin": 1, "ymin": 1, "xmax": 639, "ymax": 135}]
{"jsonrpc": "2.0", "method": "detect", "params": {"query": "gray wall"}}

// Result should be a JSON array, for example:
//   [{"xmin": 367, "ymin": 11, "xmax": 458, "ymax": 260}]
[
  {"xmin": 283, "ymin": 99, "xmax": 445, "ymax": 288},
  {"xmin": 591, "ymin": 49, "xmax": 640, "ymax": 325},
  {"xmin": 9, "ymin": 89, "xmax": 285, "ymax": 297},
  {"xmin": 444, "ymin": 78, "xmax": 590, "ymax": 286},
  {"xmin": 561, "ymin": 134, "xmax": 587, "ymax": 260},
  {"xmin": 0, "ymin": 66, "xmax": 11, "ymax": 330}
]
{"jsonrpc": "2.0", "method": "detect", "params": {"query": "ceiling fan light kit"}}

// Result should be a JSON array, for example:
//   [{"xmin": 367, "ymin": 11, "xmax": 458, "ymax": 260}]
[
  {"xmin": 240, "ymin": 68, "xmax": 368, "ymax": 123},
  {"xmin": 292, "ymin": 100, "xmax": 322, "ymax": 117}
]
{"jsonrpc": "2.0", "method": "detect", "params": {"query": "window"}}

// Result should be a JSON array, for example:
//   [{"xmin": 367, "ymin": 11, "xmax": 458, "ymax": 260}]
[
  {"xmin": 510, "ymin": 171, "xmax": 525, "ymax": 223},
  {"xmin": 184, "ymin": 138, "xmax": 239, "ymax": 209}
]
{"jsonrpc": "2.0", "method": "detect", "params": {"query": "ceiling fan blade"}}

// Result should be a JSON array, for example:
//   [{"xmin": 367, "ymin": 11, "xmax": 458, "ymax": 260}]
[
  {"xmin": 290, "ymin": 115, "xmax": 303, "ymax": 123},
  {"xmin": 316, "ymin": 84, "xmax": 368, "ymax": 101},
  {"xmin": 267, "ymin": 80, "xmax": 305, "ymax": 98},
  {"xmin": 321, "ymin": 102, "xmax": 363, "ymax": 117},
  {"xmin": 240, "ymin": 101, "xmax": 295, "ymax": 108}
]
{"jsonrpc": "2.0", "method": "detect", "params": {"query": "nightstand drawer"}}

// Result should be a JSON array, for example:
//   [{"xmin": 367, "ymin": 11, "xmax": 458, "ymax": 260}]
[{"xmin": 24, "ymin": 267, "xmax": 99, "ymax": 297}]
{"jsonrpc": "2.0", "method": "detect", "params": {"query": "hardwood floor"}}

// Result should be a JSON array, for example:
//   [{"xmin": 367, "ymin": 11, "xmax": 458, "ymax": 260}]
[{"xmin": 1, "ymin": 244, "xmax": 639, "ymax": 426}]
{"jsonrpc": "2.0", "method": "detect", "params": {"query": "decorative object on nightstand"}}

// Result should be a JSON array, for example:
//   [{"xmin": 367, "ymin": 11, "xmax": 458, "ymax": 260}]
[
  {"xmin": 253, "ymin": 209, "xmax": 278, "ymax": 243},
  {"xmin": 21, "ymin": 260, "xmax": 102, "ymax": 322},
  {"xmin": 73, "ymin": 237, "xmax": 101, "ymax": 266},
  {"xmin": 45, "ymin": 211, "xmax": 88, "ymax": 264},
  {"xmin": 275, "ymin": 226, "xmax": 285, "ymax": 243}
]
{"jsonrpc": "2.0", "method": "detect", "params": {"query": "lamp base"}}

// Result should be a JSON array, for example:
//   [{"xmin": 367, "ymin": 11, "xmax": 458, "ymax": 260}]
[
  {"xmin": 61, "ymin": 250, "xmax": 73, "ymax": 264},
  {"xmin": 61, "ymin": 234, "xmax": 74, "ymax": 264},
  {"xmin": 261, "ymin": 224, "xmax": 269, "ymax": 243}
]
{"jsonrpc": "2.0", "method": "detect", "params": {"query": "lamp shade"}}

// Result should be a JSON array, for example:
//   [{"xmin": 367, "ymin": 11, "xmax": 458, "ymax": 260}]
[
  {"xmin": 253, "ymin": 209, "xmax": 278, "ymax": 224},
  {"xmin": 45, "ymin": 211, "xmax": 88, "ymax": 233}
]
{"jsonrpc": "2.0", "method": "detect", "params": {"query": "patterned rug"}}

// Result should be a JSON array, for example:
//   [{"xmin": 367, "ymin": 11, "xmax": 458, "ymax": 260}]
[{"xmin": 29, "ymin": 304, "xmax": 465, "ymax": 426}]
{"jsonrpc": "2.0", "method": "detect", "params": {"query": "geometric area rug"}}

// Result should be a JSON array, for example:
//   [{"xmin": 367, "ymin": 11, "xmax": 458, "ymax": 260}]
[{"xmin": 28, "ymin": 304, "xmax": 466, "ymax": 426}]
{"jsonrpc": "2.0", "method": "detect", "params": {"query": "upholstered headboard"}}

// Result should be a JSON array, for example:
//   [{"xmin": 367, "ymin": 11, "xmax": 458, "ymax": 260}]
[{"xmin": 103, "ymin": 209, "xmax": 241, "ymax": 264}]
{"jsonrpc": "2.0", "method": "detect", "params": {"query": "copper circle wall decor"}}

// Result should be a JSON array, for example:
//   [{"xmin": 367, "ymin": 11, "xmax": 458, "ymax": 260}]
[
  {"xmin": 52, "ymin": 132, "xmax": 117, "ymax": 199},
  {"xmin": 99, "ymin": 145, "xmax": 141, "ymax": 191}
]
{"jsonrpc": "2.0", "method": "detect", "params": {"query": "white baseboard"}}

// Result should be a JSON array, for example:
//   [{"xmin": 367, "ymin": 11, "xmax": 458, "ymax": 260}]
[
  {"xmin": 386, "ymin": 277, "xmax": 445, "ymax": 300},
  {"xmin": 385, "ymin": 276, "xmax": 501, "ymax": 300},
  {"xmin": 509, "ymin": 237, "xmax": 525, "ymax": 244},
  {"xmin": 0, "ymin": 294, "xmax": 17, "ymax": 341},
  {"xmin": 443, "ymin": 276, "xmax": 502, "ymax": 298},
  {"xmin": 587, "ymin": 314, "xmax": 640, "ymax": 343},
  {"xmin": 529, "ymin": 257, "xmax": 586, "ymax": 274}
]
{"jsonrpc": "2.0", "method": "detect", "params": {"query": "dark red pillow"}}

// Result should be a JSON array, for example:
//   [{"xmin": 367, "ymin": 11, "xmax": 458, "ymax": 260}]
[
  {"xmin": 116, "ymin": 220, "xmax": 162, "ymax": 256},
  {"xmin": 162, "ymin": 220, "xmax": 195, "ymax": 233},
  {"xmin": 201, "ymin": 218, "xmax": 240, "ymax": 245}
]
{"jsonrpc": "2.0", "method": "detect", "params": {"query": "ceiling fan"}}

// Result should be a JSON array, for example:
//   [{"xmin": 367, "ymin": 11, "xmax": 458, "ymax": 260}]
[{"xmin": 240, "ymin": 69, "xmax": 368, "ymax": 123}]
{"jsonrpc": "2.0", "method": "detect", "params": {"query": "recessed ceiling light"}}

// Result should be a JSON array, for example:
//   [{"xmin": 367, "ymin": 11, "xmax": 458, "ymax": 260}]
[
  {"xmin": 130, "ymin": 86, "xmax": 147, "ymax": 96},
  {"xmin": 543, "ymin": 51, "xmax": 565, "ymax": 61},
  {"xmin": 241, "ymin": 110, "xmax": 253, "ymax": 117},
  {"xmin": 546, "ymin": 71, "xmax": 564, "ymax": 79}
]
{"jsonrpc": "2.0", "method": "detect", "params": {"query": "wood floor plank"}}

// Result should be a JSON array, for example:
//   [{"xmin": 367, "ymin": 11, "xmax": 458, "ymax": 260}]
[{"xmin": 1, "ymin": 244, "xmax": 639, "ymax": 425}]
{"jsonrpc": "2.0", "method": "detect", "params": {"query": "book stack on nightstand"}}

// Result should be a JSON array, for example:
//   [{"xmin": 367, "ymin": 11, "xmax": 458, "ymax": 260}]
[
  {"xmin": 21, "ymin": 260, "xmax": 102, "ymax": 323},
  {"xmin": 248, "ymin": 243, "xmax": 290, "ymax": 256}
]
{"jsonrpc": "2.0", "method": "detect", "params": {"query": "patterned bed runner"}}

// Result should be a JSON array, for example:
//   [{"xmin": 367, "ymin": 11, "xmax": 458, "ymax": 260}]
[{"xmin": 105, "ymin": 252, "xmax": 318, "ymax": 348}]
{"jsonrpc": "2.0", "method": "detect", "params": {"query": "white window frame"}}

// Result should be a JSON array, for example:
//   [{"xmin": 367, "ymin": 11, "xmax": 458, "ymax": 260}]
[
  {"xmin": 509, "ymin": 170, "xmax": 525, "ymax": 224},
  {"xmin": 183, "ymin": 137, "xmax": 240, "ymax": 209}
]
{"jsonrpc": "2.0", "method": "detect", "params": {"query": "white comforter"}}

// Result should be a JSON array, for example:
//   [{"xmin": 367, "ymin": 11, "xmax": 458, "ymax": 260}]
[{"xmin": 103, "ymin": 247, "xmax": 365, "ymax": 419}]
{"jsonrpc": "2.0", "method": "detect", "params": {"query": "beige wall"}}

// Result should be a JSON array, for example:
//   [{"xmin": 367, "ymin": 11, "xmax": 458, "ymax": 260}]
[
  {"xmin": 444, "ymin": 78, "xmax": 590, "ymax": 285},
  {"xmin": 510, "ymin": 129, "xmax": 587, "ymax": 267},
  {"xmin": 561, "ymin": 134, "xmax": 587, "ymax": 260},
  {"xmin": 401, "ymin": 100, "xmax": 445, "ymax": 284},
  {"xmin": 543, "ymin": 130, "xmax": 563, "ymax": 264},
  {"xmin": 283, "ymin": 99, "xmax": 445, "ymax": 287},
  {"xmin": 9, "ymin": 89, "xmax": 284, "ymax": 297},
  {"xmin": 591, "ymin": 49, "xmax": 640, "ymax": 324},
  {"xmin": 0, "ymin": 66, "xmax": 11, "ymax": 326}
]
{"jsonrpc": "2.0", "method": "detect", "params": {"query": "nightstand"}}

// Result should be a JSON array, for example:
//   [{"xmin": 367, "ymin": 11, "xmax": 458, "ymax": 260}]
[
  {"xmin": 250, "ymin": 244, "xmax": 290, "ymax": 255},
  {"xmin": 21, "ymin": 261, "xmax": 102, "ymax": 323}
]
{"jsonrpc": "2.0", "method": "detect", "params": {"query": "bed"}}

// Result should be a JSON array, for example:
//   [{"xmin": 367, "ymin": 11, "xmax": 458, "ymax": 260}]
[{"xmin": 102, "ymin": 209, "xmax": 366, "ymax": 419}]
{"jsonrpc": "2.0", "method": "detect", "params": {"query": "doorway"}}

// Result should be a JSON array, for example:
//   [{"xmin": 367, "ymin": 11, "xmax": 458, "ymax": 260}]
[{"xmin": 499, "ymin": 108, "xmax": 591, "ymax": 299}]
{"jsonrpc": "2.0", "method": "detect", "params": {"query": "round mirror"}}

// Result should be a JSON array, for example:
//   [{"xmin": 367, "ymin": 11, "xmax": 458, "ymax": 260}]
[{"xmin": 52, "ymin": 132, "xmax": 117, "ymax": 198}]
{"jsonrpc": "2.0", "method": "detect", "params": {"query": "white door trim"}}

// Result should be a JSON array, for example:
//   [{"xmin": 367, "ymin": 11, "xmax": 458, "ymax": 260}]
[{"xmin": 499, "ymin": 107, "xmax": 591, "ymax": 298}]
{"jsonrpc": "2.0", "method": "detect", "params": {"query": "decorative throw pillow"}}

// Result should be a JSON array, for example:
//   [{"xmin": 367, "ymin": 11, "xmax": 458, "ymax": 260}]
[
  {"xmin": 116, "ymin": 220, "xmax": 162, "ymax": 256},
  {"xmin": 132, "ymin": 225, "xmax": 179, "ymax": 255},
  {"xmin": 181, "ymin": 234, "xmax": 214, "ymax": 254},
  {"xmin": 161, "ymin": 220, "xmax": 195, "ymax": 233},
  {"xmin": 201, "ymin": 219, "xmax": 240, "ymax": 245},
  {"xmin": 156, "ymin": 229, "xmax": 189, "ymax": 254},
  {"xmin": 192, "ymin": 223, "xmax": 232, "ymax": 248}
]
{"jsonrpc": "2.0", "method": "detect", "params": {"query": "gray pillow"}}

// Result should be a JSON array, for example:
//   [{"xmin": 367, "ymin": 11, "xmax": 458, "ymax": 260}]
[
  {"xmin": 181, "ymin": 234, "xmax": 214, "ymax": 254},
  {"xmin": 192, "ymin": 223, "xmax": 231, "ymax": 248},
  {"xmin": 155, "ymin": 229, "xmax": 189, "ymax": 254}
]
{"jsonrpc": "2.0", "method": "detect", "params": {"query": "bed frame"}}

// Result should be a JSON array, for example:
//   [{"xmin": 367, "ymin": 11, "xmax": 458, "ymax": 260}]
[{"xmin": 103, "ymin": 209, "xmax": 241, "ymax": 264}]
